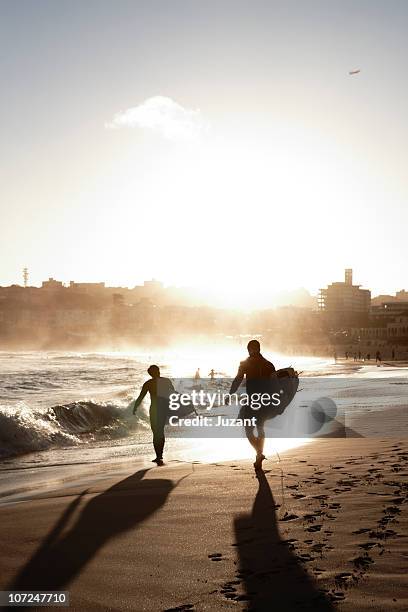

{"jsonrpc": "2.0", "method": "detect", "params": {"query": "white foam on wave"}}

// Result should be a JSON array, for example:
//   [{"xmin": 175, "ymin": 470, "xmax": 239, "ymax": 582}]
[
  {"xmin": 0, "ymin": 402, "xmax": 79, "ymax": 458},
  {"xmin": 0, "ymin": 399, "xmax": 147, "ymax": 459}
]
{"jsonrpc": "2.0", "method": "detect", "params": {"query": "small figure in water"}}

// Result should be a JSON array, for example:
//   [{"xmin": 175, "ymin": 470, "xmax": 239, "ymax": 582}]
[
  {"xmin": 209, "ymin": 368, "xmax": 215, "ymax": 380},
  {"xmin": 194, "ymin": 368, "xmax": 201, "ymax": 381},
  {"xmin": 376, "ymin": 350, "xmax": 382, "ymax": 365},
  {"xmin": 228, "ymin": 339, "xmax": 276, "ymax": 472},
  {"xmin": 132, "ymin": 365, "xmax": 175, "ymax": 466}
]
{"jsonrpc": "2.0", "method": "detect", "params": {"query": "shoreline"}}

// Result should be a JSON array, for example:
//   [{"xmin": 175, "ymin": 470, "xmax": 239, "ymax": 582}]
[{"xmin": 1, "ymin": 359, "xmax": 407, "ymax": 502}]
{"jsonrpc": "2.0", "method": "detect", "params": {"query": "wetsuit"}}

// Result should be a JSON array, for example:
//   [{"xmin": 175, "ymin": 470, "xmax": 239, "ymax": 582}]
[
  {"xmin": 134, "ymin": 377, "xmax": 175, "ymax": 459},
  {"xmin": 229, "ymin": 353, "xmax": 276, "ymax": 440}
]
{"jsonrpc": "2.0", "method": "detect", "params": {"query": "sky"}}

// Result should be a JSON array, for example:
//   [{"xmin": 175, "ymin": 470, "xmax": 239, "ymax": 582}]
[{"xmin": 1, "ymin": 0, "xmax": 408, "ymax": 307}]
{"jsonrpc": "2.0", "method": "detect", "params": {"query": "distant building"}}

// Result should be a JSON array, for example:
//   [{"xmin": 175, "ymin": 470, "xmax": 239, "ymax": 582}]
[
  {"xmin": 371, "ymin": 302, "xmax": 408, "ymax": 317},
  {"xmin": 371, "ymin": 289, "xmax": 408, "ymax": 306},
  {"xmin": 371, "ymin": 294, "xmax": 396, "ymax": 306},
  {"xmin": 387, "ymin": 314, "xmax": 408, "ymax": 339},
  {"xmin": 350, "ymin": 322, "xmax": 388, "ymax": 342},
  {"xmin": 41, "ymin": 277, "xmax": 64, "ymax": 290},
  {"xmin": 69, "ymin": 281, "xmax": 105, "ymax": 293},
  {"xmin": 143, "ymin": 279, "xmax": 163, "ymax": 292},
  {"xmin": 318, "ymin": 269, "xmax": 371, "ymax": 326},
  {"xmin": 351, "ymin": 313, "xmax": 408, "ymax": 344}
]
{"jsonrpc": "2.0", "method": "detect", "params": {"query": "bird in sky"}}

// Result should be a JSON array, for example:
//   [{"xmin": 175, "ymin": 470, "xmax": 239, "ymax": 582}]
[{"xmin": 349, "ymin": 69, "xmax": 361, "ymax": 75}]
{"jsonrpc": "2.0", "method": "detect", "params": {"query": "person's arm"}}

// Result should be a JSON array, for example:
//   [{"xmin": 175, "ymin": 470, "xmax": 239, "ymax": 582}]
[
  {"xmin": 229, "ymin": 363, "xmax": 245, "ymax": 395},
  {"xmin": 132, "ymin": 381, "xmax": 149, "ymax": 415},
  {"xmin": 167, "ymin": 379, "xmax": 176, "ymax": 394}
]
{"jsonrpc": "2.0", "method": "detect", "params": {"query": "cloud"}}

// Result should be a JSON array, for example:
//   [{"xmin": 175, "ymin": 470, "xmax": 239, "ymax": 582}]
[{"xmin": 106, "ymin": 96, "xmax": 206, "ymax": 141}]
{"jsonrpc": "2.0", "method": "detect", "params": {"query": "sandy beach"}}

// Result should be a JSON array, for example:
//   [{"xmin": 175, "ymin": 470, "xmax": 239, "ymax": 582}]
[{"xmin": 1, "ymin": 437, "xmax": 407, "ymax": 611}]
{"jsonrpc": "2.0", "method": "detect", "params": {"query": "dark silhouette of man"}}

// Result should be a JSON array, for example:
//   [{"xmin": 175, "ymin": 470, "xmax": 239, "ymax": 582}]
[
  {"xmin": 133, "ymin": 365, "xmax": 175, "ymax": 465},
  {"xmin": 229, "ymin": 339, "xmax": 276, "ymax": 471}
]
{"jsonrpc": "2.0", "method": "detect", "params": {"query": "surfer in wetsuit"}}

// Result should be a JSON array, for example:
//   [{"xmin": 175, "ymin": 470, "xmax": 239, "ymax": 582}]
[
  {"xmin": 228, "ymin": 340, "xmax": 276, "ymax": 471},
  {"xmin": 132, "ymin": 365, "xmax": 175, "ymax": 465}
]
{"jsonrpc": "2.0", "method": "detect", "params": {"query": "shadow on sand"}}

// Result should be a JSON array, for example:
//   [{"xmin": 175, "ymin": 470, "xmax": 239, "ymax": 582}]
[
  {"xmin": 11, "ymin": 468, "xmax": 174, "ymax": 591},
  {"xmin": 234, "ymin": 470, "xmax": 334, "ymax": 611}
]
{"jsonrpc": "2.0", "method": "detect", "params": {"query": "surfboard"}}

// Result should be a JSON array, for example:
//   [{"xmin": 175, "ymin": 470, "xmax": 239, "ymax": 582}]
[{"xmin": 262, "ymin": 367, "xmax": 299, "ymax": 420}]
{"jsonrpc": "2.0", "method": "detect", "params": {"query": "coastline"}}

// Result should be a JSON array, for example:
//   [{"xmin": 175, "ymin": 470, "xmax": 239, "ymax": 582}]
[{"xmin": 1, "ymin": 359, "xmax": 407, "ymax": 502}]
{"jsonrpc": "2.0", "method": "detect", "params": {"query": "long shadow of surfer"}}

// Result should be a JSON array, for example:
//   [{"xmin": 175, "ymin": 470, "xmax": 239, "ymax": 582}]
[
  {"xmin": 11, "ymin": 468, "xmax": 175, "ymax": 591},
  {"xmin": 233, "ymin": 471, "xmax": 334, "ymax": 611}
]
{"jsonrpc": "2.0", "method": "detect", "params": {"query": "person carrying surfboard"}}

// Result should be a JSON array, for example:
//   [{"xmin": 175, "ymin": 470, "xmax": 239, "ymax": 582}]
[
  {"xmin": 228, "ymin": 339, "xmax": 277, "ymax": 471},
  {"xmin": 132, "ymin": 365, "xmax": 175, "ymax": 465}
]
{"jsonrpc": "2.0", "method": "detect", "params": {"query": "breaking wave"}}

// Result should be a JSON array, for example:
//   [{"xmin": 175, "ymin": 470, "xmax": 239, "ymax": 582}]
[{"xmin": 0, "ymin": 400, "xmax": 146, "ymax": 459}]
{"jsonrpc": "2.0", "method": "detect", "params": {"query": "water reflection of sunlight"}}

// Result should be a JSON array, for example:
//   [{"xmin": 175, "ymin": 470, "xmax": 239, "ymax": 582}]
[{"xmin": 170, "ymin": 436, "xmax": 311, "ymax": 464}]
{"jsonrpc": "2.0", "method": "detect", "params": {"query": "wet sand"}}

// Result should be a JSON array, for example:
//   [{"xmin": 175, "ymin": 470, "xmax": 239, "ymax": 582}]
[{"xmin": 0, "ymin": 438, "xmax": 407, "ymax": 611}]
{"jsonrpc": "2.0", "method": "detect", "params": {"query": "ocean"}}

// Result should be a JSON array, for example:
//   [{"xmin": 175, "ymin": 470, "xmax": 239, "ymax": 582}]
[{"xmin": 1, "ymin": 348, "xmax": 406, "ymax": 504}]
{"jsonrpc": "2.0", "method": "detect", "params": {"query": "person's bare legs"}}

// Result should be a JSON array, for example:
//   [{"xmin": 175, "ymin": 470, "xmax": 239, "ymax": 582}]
[
  {"xmin": 253, "ymin": 419, "xmax": 266, "ymax": 470},
  {"xmin": 245, "ymin": 420, "xmax": 266, "ymax": 470},
  {"xmin": 245, "ymin": 425, "xmax": 258, "ymax": 452},
  {"xmin": 150, "ymin": 411, "xmax": 166, "ymax": 465}
]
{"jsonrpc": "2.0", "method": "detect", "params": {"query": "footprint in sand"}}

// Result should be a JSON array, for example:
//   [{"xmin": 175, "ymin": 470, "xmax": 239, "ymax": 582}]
[
  {"xmin": 164, "ymin": 605, "xmax": 195, "ymax": 611},
  {"xmin": 390, "ymin": 497, "xmax": 405, "ymax": 505},
  {"xmin": 391, "ymin": 464, "xmax": 403, "ymax": 473},
  {"xmin": 220, "ymin": 580, "xmax": 239, "ymax": 600},
  {"xmin": 352, "ymin": 528, "xmax": 371, "ymax": 535},
  {"xmin": 310, "ymin": 543, "xmax": 326, "ymax": 555},
  {"xmin": 280, "ymin": 512, "xmax": 299, "ymax": 522},
  {"xmin": 208, "ymin": 552, "xmax": 226, "ymax": 561},
  {"xmin": 358, "ymin": 542, "xmax": 377, "ymax": 550},
  {"xmin": 369, "ymin": 528, "xmax": 398, "ymax": 540},
  {"xmin": 327, "ymin": 591, "xmax": 346, "ymax": 602},
  {"xmin": 303, "ymin": 512, "xmax": 321, "ymax": 523},
  {"xmin": 298, "ymin": 552, "xmax": 315, "ymax": 562},
  {"xmin": 335, "ymin": 572, "xmax": 358, "ymax": 589},
  {"xmin": 282, "ymin": 537, "xmax": 298, "ymax": 543},
  {"xmin": 306, "ymin": 524, "xmax": 322, "ymax": 532},
  {"xmin": 337, "ymin": 478, "xmax": 359, "ymax": 488},
  {"xmin": 352, "ymin": 554, "xmax": 374, "ymax": 571}
]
